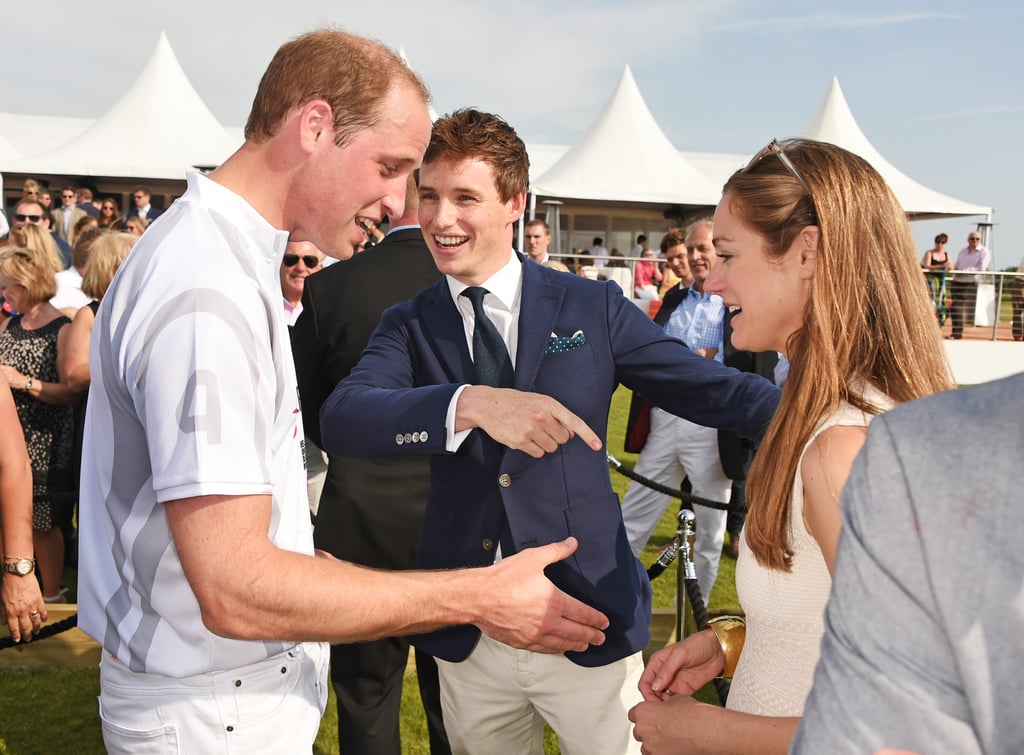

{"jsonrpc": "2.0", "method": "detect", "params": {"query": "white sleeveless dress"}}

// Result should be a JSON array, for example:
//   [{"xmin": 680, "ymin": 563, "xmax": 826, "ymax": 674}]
[{"xmin": 727, "ymin": 396, "xmax": 887, "ymax": 716}]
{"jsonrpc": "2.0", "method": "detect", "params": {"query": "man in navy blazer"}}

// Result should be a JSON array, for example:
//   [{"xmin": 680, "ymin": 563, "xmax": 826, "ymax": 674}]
[{"xmin": 320, "ymin": 109, "xmax": 780, "ymax": 755}]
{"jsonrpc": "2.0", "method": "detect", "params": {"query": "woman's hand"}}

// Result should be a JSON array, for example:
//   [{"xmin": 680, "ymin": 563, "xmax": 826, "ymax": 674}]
[
  {"xmin": 638, "ymin": 628, "xmax": 725, "ymax": 701},
  {"xmin": 2, "ymin": 572, "xmax": 47, "ymax": 643}
]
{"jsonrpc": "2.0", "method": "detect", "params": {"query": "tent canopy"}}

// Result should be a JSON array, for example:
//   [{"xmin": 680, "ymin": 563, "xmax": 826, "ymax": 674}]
[
  {"xmin": 3, "ymin": 32, "xmax": 239, "ymax": 179},
  {"xmin": 531, "ymin": 65, "xmax": 721, "ymax": 208},
  {"xmin": 800, "ymin": 78, "xmax": 992, "ymax": 220}
]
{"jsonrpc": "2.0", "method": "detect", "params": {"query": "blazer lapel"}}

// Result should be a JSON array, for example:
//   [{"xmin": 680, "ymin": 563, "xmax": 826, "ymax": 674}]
[
  {"xmin": 420, "ymin": 278, "xmax": 476, "ymax": 383},
  {"xmin": 514, "ymin": 261, "xmax": 565, "ymax": 392}
]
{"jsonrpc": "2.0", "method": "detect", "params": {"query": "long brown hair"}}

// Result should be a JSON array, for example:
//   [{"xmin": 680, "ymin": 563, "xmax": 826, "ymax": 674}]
[{"xmin": 728, "ymin": 139, "xmax": 952, "ymax": 570}]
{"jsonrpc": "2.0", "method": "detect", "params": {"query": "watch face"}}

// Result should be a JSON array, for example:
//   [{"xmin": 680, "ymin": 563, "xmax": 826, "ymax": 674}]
[{"xmin": 16, "ymin": 560, "xmax": 32, "ymax": 575}]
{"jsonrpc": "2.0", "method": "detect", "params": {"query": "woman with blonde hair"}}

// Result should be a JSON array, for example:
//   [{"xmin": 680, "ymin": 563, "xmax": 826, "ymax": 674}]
[
  {"xmin": 0, "ymin": 249, "xmax": 77, "ymax": 603},
  {"xmin": 630, "ymin": 139, "xmax": 952, "ymax": 754},
  {"xmin": 123, "ymin": 216, "xmax": 148, "ymax": 236},
  {"xmin": 62, "ymin": 233, "xmax": 136, "ymax": 392}
]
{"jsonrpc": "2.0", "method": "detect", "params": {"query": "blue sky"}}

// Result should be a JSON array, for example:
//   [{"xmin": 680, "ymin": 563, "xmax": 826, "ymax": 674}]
[{"xmin": 6, "ymin": 0, "xmax": 1021, "ymax": 268}]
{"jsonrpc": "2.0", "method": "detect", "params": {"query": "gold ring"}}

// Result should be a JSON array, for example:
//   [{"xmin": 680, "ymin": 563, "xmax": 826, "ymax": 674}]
[{"xmin": 30, "ymin": 610, "xmax": 41, "ymax": 620}]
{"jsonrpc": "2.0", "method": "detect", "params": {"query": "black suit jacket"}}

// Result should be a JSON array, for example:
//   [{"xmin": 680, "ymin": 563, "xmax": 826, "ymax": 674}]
[{"xmin": 290, "ymin": 227, "xmax": 442, "ymax": 567}]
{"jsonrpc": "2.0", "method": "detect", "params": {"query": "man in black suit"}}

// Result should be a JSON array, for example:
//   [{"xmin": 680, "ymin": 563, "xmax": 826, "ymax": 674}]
[
  {"xmin": 291, "ymin": 174, "xmax": 450, "ymax": 755},
  {"xmin": 129, "ymin": 186, "xmax": 163, "ymax": 223}
]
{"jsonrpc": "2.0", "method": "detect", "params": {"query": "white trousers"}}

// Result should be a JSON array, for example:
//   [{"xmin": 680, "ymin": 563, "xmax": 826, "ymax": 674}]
[
  {"xmin": 98, "ymin": 643, "xmax": 328, "ymax": 754},
  {"xmin": 436, "ymin": 634, "xmax": 643, "ymax": 755},
  {"xmin": 620, "ymin": 407, "xmax": 732, "ymax": 602}
]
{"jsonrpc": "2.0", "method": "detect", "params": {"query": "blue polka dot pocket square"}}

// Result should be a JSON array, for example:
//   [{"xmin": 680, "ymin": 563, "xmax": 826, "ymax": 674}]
[{"xmin": 546, "ymin": 329, "xmax": 586, "ymax": 354}]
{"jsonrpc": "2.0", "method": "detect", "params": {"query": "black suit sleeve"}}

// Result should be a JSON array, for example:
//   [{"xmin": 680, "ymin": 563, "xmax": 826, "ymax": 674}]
[{"xmin": 291, "ymin": 283, "xmax": 332, "ymax": 448}]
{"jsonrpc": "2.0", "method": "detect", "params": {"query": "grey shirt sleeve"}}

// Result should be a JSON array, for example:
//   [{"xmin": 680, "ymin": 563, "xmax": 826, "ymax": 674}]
[{"xmin": 792, "ymin": 387, "xmax": 1024, "ymax": 755}]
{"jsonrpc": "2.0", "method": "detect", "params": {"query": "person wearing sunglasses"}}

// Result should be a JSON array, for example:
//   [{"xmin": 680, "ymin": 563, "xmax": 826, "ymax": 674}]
[
  {"xmin": 51, "ymin": 187, "xmax": 89, "ymax": 246},
  {"xmin": 629, "ymin": 139, "xmax": 952, "ymax": 754},
  {"xmin": 280, "ymin": 241, "xmax": 323, "ymax": 326},
  {"xmin": 96, "ymin": 199, "xmax": 121, "ymax": 230}
]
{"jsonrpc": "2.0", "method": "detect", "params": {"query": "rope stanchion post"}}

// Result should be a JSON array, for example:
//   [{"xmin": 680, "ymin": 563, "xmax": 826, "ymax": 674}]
[
  {"xmin": 676, "ymin": 509, "xmax": 697, "ymax": 643},
  {"xmin": 608, "ymin": 452, "xmax": 732, "ymax": 704}
]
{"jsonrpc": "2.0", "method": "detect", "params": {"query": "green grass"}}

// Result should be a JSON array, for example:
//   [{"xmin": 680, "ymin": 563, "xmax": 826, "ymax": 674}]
[{"xmin": 0, "ymin": 385, "xmax": 739, "ymax": 754}]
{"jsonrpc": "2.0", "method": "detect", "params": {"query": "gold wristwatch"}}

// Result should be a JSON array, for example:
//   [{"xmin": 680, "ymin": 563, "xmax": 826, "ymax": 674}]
[{"xmin": 2, "ymin": 557, "xmax": 36, "ymax": 576}]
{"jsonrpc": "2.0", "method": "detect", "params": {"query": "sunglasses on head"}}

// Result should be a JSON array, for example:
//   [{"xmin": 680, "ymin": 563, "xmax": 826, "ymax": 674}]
[
  {"xmin": 283, "ymin": 253, "xmax": 320, "ymax": 268},
  {"xmin": 14, "ymin": 213, "xmax": 42, "ymax": 222},
  {"xmin": 743, "ymin": 138, "xmax": 813, "ymax": 194}
]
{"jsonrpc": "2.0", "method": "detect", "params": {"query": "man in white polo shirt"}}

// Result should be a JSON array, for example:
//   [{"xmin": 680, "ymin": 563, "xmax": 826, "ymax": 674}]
[{"xmin": 77, "ymin": 30, "xmax": 608, "ymax": 754}]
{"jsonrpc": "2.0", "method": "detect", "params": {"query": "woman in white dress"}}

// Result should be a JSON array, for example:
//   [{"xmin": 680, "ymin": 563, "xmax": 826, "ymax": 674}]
[{"xmin": 628, "ymin": 139, "xmax": 953, "ymax": 754}]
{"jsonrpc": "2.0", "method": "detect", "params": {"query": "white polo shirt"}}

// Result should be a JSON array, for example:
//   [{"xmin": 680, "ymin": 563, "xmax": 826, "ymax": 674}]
[{"xmin": 78, "ymin": 171, "xmax": 316, "ymax": 677}]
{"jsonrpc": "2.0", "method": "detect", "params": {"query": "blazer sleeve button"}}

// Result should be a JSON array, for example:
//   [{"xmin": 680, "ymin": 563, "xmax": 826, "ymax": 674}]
[{"xmin": 482, "ymin": 538, "xmax": 495, "ymax": 551}]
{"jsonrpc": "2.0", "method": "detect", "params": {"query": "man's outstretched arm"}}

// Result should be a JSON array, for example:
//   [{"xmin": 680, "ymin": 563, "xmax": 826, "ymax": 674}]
[{"xmin": 165, "ymin": 493, "xmax": 608, "ymax": 651}]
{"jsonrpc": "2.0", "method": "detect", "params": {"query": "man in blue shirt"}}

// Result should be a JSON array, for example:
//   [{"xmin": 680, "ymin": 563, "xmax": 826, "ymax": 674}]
[{"xmin": 620, "ymin": 220, "xmax": 732, "ymax": 602}]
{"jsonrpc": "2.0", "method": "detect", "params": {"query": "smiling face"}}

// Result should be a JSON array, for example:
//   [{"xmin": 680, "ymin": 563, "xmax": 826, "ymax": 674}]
[
  {"xmin": 289, "ymin": 84, "xmax": 432, "ymax": 261},
  {"xmin": 418, "ymin": 157, "xmax": 526, "ymax": 286},
  {"xmin": 705, "ymin": 193, "xmax": 817, "ymax": 355},
  {"xmin": 685, "ymin": 223, "xmax": 716, "ymax": 291},
  {"xmin": 663, "ymin": 242, "xmax": 691, "ymax": 282},
  {"xmin": 279, "ymin": 240, "xmax": 322, "ymax": 304}
]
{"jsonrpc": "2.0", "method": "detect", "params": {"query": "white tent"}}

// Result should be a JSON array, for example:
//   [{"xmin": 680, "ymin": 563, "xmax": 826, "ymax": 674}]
[
  {"xmin": 531, "ymin": 66, "xmax": 721, "ymax": 208},
  {"xmin": 800, "ymin": 78, "xmax": 992, "ymax": 220},
  {"xmin": 4, "ymin": 32, "xmax": 240, "ymax": 179}
]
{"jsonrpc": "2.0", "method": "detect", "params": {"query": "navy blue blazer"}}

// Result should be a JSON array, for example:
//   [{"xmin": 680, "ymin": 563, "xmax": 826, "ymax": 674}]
[{"xmin": 321, "ymin": 257, "xmax": 780, "ymax": 667}]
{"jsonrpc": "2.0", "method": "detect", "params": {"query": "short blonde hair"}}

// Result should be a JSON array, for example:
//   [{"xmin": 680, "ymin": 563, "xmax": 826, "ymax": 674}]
[
  {"xmin": 0, "ymin": 248, "xmax": 57, "ymax": 303},
  {"xmin": 81, "ymin": 233, "xmax": 135, "ymax": 301}
]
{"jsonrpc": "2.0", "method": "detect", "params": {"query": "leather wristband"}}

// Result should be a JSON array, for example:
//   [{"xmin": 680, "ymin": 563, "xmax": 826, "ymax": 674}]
[{"xmin": 701, "ymin": 615, "xmax": 746, "ymax": 679}]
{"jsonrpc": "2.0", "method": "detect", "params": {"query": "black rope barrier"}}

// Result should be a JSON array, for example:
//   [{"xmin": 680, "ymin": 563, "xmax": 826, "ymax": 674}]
[
  {"xmin": 607, "ymin": 454, "xmax": 731, "ymax": 511},
  {"xmin": 0, "ymin": 612, "xmax": 78, "ymax": 651}
]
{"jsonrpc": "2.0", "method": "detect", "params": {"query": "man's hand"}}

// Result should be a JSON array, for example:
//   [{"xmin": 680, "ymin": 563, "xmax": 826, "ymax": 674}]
[
  {"xmin": 474, "ymin": 537, "xmax": 608, "ymax": 653},
  {"xmin": 456, "ymin": 387, "xmax": 602, "ymax": 458},
  {"xmin": 638, "ymin": 629, "xmax": 724, "ymax": 701}
]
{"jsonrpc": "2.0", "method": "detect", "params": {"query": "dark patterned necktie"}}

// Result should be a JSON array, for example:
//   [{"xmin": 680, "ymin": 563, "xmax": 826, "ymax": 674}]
[{"xmin": 461, "ymin": 287, "xmax": 514, "ymax": 388}]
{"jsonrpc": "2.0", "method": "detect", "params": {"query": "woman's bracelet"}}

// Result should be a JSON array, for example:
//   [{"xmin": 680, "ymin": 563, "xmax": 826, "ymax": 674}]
[{"xmin": 701, "ymin": 615, "xmax": 746, "ymax": 680}]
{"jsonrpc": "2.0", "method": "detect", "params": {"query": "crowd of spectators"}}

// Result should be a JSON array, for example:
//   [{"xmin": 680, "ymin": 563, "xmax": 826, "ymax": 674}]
[{"xmin": 0, "ymin": 183, "xmax": 146, "ymax": 612}]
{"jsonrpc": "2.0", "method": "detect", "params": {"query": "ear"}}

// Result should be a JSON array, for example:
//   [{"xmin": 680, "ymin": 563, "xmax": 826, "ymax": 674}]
[
  {"xmin": 507, "ymin": 191, "xmax": 527, "ymax": 223},
  {"xmin": 798, "ymin": 225, "xmax": 819, "ymax": 280},
  {"xmin": 297, "ymin": 99, "xmax": 334, "ymax": 155}
]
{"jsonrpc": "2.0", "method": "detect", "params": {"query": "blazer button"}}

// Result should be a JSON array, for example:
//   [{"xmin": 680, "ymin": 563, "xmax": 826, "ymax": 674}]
[
  {"xmin": 395, "ymin": 433, "xmax": 404, "ymax": 445},
  {"xmin": 421, "ymin": 430, "xmax": 429, "ymax": 442},
  {"xmin": 482, "ymin": 538, "xmax": 495, "ymax": 552},
  {"xmin": 498, "ymin": 473, "xmax": 511, "ymax": 487}
]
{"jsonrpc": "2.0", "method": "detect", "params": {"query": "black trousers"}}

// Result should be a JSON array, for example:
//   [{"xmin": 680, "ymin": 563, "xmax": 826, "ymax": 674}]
[
  {"xmin": 1011, "ymin": 279, "xmax": 1024, "ymax": 341},
  {"xmin": 331, "ymin": 639, "xmax": 450, "ymax": 755},
  {"xmin": 949, "ymin": 280, "xmax": 978, "ymax": 339}
]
